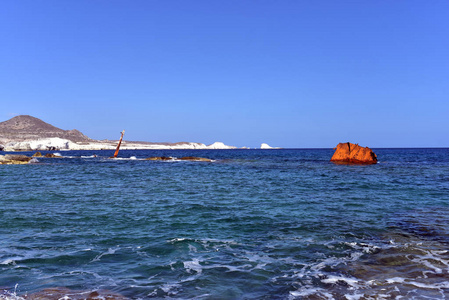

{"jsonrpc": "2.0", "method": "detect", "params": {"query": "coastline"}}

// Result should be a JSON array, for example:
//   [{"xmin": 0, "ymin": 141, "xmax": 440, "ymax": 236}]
[
  {"xmin": 0, "ymin": 138, "xmax": 239, "ymax": 152},
  {"xmin": 0, "ymin": 138, "xmax": 284, "ymax": 152}
]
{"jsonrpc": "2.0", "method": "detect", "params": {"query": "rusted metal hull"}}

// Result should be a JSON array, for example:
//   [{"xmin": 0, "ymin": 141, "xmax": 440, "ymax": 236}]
[{"xmin": 113, "ymin": 130, "xmax": 125, "ymax": 158}]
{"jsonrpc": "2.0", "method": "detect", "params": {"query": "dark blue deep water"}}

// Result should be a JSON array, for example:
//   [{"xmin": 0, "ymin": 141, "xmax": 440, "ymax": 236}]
[{"xmin": 1, "ymin": 149, "xmax": 449, "ymax": 299}]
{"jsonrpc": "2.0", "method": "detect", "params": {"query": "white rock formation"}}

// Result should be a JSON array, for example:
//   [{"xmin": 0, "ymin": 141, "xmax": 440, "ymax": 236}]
[
  {"xmin": 5, "ymin": 138, "xmax": 68, "ymax": 151},
  {"xmin": 4, "ymin": 138, "xmax": 115, "ymax": 151},
  {"xmin": 261, "ymin": 143, "xmax": 274, "ymax": 149},
  {"xmin": 206, "ymin": 142, "xmax": 237, "ymax": 149},
  {"xmin": 2, "ymin": 139, "xmax": 237, "ymax": 151}
]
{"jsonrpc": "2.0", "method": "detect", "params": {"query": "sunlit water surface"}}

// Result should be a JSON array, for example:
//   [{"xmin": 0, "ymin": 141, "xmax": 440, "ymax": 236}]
[{"xmin": 1, "ymin": 149, "xmax": 448, "ymax": 299}]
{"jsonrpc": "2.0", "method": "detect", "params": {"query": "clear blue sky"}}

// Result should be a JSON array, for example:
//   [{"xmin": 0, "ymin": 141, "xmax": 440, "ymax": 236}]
[{"xmin": 1, "ymin": 1, "xmax": 448, "ymax": 148}]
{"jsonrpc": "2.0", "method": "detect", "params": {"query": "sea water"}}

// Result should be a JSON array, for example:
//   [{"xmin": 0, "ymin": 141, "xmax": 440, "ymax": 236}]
[{"xmin": 0, "ymin": 148, "xmax": 448, "ymax": 299}]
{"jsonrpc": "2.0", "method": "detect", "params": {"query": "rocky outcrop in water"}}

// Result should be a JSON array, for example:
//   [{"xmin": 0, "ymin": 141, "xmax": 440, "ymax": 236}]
[
  {"xmin": 179, "ymin": 157, "xmax": 212, "ymax": 162},
  {"xmin": 330, "ymin": 142, "xmax": 377, "ymax": 164},
  {"xmin": 44, "ymin": 153, "xmax": 62, "ymax": 158},
  {"xmin": 145, "ymin": 156, "xmax": 173, "ymax": 161},
  {"xmin": 0, "ymin": 154, "xmax": 32, "ymax": 164},
  {"xmin": 31, "ymin": 152, "xmax": 61, "ymax": 158}
]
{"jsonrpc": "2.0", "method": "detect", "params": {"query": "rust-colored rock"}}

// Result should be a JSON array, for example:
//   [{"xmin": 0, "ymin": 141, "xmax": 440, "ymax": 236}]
[
  {"xmin": 330, "ymin": 142, "xmax": 377, "ymax": 164},
  {"xmin": 32, "ymin": 152, "xmax": 43, "ymax": 157}
]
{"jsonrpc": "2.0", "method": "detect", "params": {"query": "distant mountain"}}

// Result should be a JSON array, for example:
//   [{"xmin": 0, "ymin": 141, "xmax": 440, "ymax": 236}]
[
  {"xmin": 0, "ymin": 115, "xmax": 92, "ymax": 143},
  {"xmin": 0, "ymin": 115, "xmax": 237, "ymax": 151}
]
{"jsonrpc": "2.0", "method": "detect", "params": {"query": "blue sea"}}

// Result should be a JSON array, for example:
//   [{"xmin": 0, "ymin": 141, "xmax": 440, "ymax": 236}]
[{"xmin": 1, "ymin": 148, "xmax": 449, "ymax": 299}]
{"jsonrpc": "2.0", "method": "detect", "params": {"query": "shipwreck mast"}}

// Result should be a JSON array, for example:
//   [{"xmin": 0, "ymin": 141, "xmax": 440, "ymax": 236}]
[{"xmin": 113, "ymin": 130, "xmax": 125, "ymax": 158}]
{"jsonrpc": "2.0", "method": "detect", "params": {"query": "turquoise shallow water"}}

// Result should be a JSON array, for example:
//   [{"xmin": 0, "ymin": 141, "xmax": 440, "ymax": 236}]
[{"xmin": 1, "ymin": 148, "xmax": 449, "ymax": 299}]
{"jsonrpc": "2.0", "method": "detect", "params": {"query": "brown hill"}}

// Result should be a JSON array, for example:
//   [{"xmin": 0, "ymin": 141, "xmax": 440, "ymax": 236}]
[{"xmin": 0, "ymin": 115, "xmax": 93, "ymax": 143}]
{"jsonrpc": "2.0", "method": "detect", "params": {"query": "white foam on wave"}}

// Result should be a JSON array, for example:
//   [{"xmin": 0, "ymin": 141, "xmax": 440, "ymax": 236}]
[
  {"xmin": 344, "ymin": 294, "xmax": 365, "ymax": 300},
  {"xmin": 0, "ymin": 284, "xmax": 24, "ymax": 300},
  {"xmin": 385, "ymin": 277, "xmax": 449, "ymax": 289},
  {"xmin": 243, "ymin": 252, "xmax": 271, "ymax": 269},
  {"xmin": 67, "ymin": 269, "xmax": 103, "ymax": 281},
  {"xmin": 310, "ymin": 256, "xmax": 345, "ymax": 272},
  {"xmin": 289, "ymin": 287, "xmax": 333, "ymax": 299},
  {"xmin": 344, "ymin": 241, "xmax": 382, "ymax": 254},
  {"xmin": 284, "ymin": 241, "xmax": 391, "ymax": 299},
  {"xmin": 385, "ymin": 277, "xmax": 404, "ymax": 284},
  {"xmin": 200, "ymin": 238, "xmax": 240, "ymax": 246},
  {"xmin": 321, "ymin": 274, "xmax": 361, "ymax": 287},
  {"xmin": 314, "ymin": 238, "xmax": 449, "ymax": 297},
  {"xmin": 159, "ymin": 283, "xmax": 181, "ymax": 295},
  {"xmin": 111, "ymin": 157, "xmax": 145, "ymax": 161},
  {"xmin": 183, "ymin": 258, "xmax": 202, "ymax": 274},
  {"xmin": 170, "ymin": 232, "xmax": 449, "ymax": 299},
  {"xmin": 168, "ymin": 237, "xmax": 188, "ymax": 243},
  {"xmin": 92, "ymin": 247, "xmax": 119, "ymax": 262},
  {"xmin": 0, "ymin": 259, "xmax": 16, "ymax": 265},
  {"xmin": 0, "ymin": 293, "xmax": 25, "ymax": 300},
  {"xmin": 168, "ymin": 237, "xmax": 239, "ymax": 248},
  {"xmin": 188, "ymin": 244, "xmax": 197, "ymax": 253},
  {"xmin": 410, "ymin": 249, "xmax": 449, "ymax": 274},
  {"xmin": 224, "ymin": 264, "xmax": 253, "ymax": 272}
]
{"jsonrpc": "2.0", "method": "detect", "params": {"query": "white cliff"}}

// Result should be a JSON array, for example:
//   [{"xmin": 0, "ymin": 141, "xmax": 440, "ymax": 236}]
[
  {"xmin": 206, "ymin": 142, "xmax": 237, "ymax": 149},
  {"xmin": 2, "ymin": 138, "xmax": 237, "ymax": 151},
  {"xmin": 4, "ymin": 138, "xmax": 72, "ymax": 151},
  {"xmin": 260, "ymin": 143, "xmax": 280, "ymax": 149},
  {"xmin": 261, "ymin": 143, "xmax": 273, "ymax": 149}
]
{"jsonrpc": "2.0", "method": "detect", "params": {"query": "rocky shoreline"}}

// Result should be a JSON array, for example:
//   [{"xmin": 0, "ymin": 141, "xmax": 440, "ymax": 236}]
[{"xmin": 0, "ymin": 154, "xmax": 34, "ymax": 165}]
